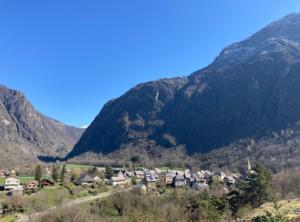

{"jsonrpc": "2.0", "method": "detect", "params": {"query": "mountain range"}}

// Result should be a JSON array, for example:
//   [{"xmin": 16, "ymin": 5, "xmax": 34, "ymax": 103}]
[
  {"xmin": 2, "ymin": 13, "xmax": 300, "ymax": 170},
  {"xmin": 67, "ymin": 13, "xmax": 300, "ymax": 164},
  {"xmin": 0, "ymin": 85, "xmax": 83, "ymax": 167}
]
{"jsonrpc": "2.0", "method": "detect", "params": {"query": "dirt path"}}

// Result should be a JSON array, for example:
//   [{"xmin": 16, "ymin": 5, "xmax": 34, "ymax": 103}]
[{"xmin": 16, "ymin": 189, "xmax": 117, "ymax": 222}]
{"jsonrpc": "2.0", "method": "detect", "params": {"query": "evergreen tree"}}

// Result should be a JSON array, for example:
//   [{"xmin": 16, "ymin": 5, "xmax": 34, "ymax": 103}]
[
  {"xmin": 34, "ymin": 165, "xmax": 42, "ymax": 182},
  {"xmin": 253, "ymin": 201, "xmax": 289, "ymax": 222},
  {"xmin": 52, "ymin": 165, "xmax": 60, "ymax": 182},
  {"xmin": 130, "ymin": 156, "xmax": 140, "ymax": 170},
  {"xmin": 61, "ymin": 165, "xmax": 66, "ymax": 183},
  {"xmin": 105, "ymin": 166, "xmax": 114, "ymax": 179},
  {"xmin": 246, "ymin": 163, "xmax": 274, "ymax": 208},
  {"xmin": 88, "ymin": 167, "xmax": 99, "ymax": 177}
]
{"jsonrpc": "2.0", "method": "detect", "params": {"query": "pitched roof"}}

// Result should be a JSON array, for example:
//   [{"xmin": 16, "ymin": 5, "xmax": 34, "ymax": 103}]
[
  {"xmin": 165, "ymin": 172, "xmax": 176, "ymax": 178},
  {"xmin": 134, "ymin": 170, "xmax": 144, "ymax": 175},
  {"xmin": 111, "ymin": 175, "xmax": 127, "ymax": 182},
  {"xmin": 175, "ymin": 175, "xmax": 185, "ymax": 180}
]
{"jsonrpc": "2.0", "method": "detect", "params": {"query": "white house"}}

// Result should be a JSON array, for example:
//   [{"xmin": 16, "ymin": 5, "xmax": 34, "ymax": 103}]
[
  {"xmin": 5, "ymin": 177, "xmax": 24, "ymax": 195},
  {"xmin": 4, "ymin": 177, "xmax": 21, "ymax": 191}
]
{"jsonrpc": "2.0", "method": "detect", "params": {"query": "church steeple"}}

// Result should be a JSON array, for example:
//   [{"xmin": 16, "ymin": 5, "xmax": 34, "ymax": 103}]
[{"xmin": 247, "ymin": 158, "xmax": 252, "ymax": 171}]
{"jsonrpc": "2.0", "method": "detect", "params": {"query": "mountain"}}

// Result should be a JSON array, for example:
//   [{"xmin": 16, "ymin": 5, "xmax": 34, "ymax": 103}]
[
  {"xmin": 0, "ymin": 85, "xmax": 84, "ymax": 167},
  {"xmin": 68, "ymin": 13, "xmax": 300, "ymax": 160}
]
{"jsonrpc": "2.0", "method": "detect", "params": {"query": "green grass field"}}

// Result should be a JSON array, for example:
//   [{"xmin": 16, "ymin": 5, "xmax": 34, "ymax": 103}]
[
  {"xmin": 0, "ymin": 215, "xmax": 18, "ymax": 222},
  {"xmin": 27, "ymin": 186, "xmax": 73, "ymax": 212},
  {"xmin": 65, "ymin": 163, "xmax": 95, "ymax": 170},
  {"xmin": 0, "ymin": 176, "xmax": 34, "ymax": 185},
  {"xmin": 0, "ymin": 177, "xmax": 4, "ymax": 185}
]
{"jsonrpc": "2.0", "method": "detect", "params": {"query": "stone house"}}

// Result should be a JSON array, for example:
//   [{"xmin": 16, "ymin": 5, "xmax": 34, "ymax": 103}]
[
  {"xmin": 110, "ymin": 175, "xmax": 129, "ymax": 187},
  {"xmin": 134, "ymin": 170, "xmax": 145, "ymax": 180},
  {"xmin": 144, "ymin": 175, "xmax": 156, "ymax": 191},
  {"xmin": 77, "ymin": 175, "xmax": 95, "ymax": 186},
  {"xmin": 164, "ymin": 172, "xmax": 176, "ymax": 186}
]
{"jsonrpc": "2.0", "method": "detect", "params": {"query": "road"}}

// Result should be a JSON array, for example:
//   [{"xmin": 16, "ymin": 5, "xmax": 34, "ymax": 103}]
[{"xmin": 16, "ymin": 189, "xmax": 119, "ymax": 222}]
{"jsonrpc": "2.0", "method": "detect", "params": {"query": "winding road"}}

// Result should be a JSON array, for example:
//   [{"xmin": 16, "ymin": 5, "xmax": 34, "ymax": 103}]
[{"xmin": 16, "ymin": 189, "xmax": 119, "ymax": 222}]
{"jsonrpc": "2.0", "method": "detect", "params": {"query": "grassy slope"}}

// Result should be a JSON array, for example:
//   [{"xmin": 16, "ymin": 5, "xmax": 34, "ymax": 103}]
[
  {"xmin": 65, "ymin": 163, "xmax": 94, "ymax": 170},
  {"xmin": 0, "ymin": 215, "xmax": 18, "ymax": 222},
  {"xmin": 245, "ymin": 199, "xmax": 300, "ymax": 220}
]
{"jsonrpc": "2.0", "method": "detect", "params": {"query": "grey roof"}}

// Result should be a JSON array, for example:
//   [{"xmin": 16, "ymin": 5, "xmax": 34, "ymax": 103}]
[
  {"xmin": 146, "ymin": 175, "xmax": 156, "ymax": 182},
  {"xmin": 191, "ymin": 173, "xmax": 199, "ymax": 179},
  {"xmin": 175, "ymin": 175, "xmax": 185, "ymax": 180},
  {"xmin": 79, "ymin": 175, "xmax": 94, "ymax": 183}
]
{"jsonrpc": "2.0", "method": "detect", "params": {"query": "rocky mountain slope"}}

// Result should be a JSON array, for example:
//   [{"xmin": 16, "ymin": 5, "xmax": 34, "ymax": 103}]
[
  {"xmin": 0, "ymin": 85, "xmax": 84, "ymax": 167},
  {"xmin": 68, "ymin": 13, "xmax": 300, "ymax": 160}
]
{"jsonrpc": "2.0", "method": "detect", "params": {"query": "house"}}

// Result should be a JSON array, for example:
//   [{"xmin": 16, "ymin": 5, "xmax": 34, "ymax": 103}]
[
  {"xmin": 25, "ymin": 180, "xmax": 39, "ymax": 190},
  {"xmin": 78, "ymin": 175, "xmax": 95, "ymax": 186},
  {"xmin": 164, "ymin": 172, "xmax": 176, "ymax": 185},
  {"xmin": 8, "ymin": 186, "xmax": 24, "ymax": 196},
  {"xmin": 41, "ymin": 178, "xmax": 55, "ymax": 186},
  {"xmin": 144, "ymin": 175, "xmax": 156, "ymax": 191},
  {"xmin": 174, "ymin": 175, "xmax": 186, "ymax": 188},
  {"xmin": 0, "ymin": 170, "xmax": 5, "ymax": 177},
  {"xmin": 4, "ymin": 177, "xmax": 21, "ymax": 191},
  {"xmin": 134, "ymin": 170, "xmax": 145, "ymax": 179},
  {"xmin": 149, "ymin": 170, "xmax": 159, "ymax": 181},
  {"xmin": 133, "ymin": 184, "xmax": 147, "ymax": 193},
  {"xmin": 212, "ymin": 171, "xmax": 226, "ymax": 182},
  {"xmin": 184, "ymin": 171, "xmax": 192, "ymax": 180},
  {"xmin": 110, "ymin": 175, "xmax": 129, "ymax": 187},
  {"xmin": 191, "ymin": 173, "xmax": 199, "ymax": 182},
  {"xmin": 200, "ymin": 170, "xmax": 213, "ymax": 180},
  {"xmin": 4, "ymin": 177, "xmax": 24, "ymax": 195}
]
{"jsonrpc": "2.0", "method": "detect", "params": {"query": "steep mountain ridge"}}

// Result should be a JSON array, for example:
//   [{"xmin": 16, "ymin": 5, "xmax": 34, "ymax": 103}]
[
  {"xmin": 0, "ymin": 85, "xmax": 84, "ymax": 167},
  {"xmin": 68, "ymin": 13, "xmax": 300, "ymax": 158}
]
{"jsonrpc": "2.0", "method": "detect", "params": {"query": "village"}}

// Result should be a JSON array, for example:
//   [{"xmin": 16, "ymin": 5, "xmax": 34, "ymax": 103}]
[
  {"xmin": 2, "ymin": 162, "xmax": 300, "ymax": 221},
  {"xmin": 0, "ymin": 163, "xmax": 242, "ymax": 200}
]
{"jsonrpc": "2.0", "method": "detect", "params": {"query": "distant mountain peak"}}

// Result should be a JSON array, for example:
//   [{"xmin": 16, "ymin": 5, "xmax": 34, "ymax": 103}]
[
  {"xmin": 67, "ymin": 13, "xmax": 300, "ymax": 159},
  {"xmin": 0, "ymin": 84, "xmax": 84, "ymax": 167}
]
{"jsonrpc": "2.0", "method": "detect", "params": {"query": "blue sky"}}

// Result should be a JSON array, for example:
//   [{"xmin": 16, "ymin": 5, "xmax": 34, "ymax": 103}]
[{"xmin": 1, "ymin": 1, "xmax": 300, "ymax": 127}]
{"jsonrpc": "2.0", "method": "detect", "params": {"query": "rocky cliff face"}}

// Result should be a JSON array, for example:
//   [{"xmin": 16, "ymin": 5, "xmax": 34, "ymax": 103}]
[
  {"xmin": 68, "ymin": 13, "xmax": 300, "ymax": 158},
  {"xmin": 0, "ymin": 85, "xmax": 83, "ymax": 167}
]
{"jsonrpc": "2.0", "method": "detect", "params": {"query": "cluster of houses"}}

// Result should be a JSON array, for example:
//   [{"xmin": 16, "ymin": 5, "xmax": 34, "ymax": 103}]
[
  {"xmin": 0, "ymin": 169, "xmax": 54, "ymax": 196},
  {"xmin": 0, "ymin": 166, "xmax": 241, "ymax": 196},
  {"xmin": 109, "ymin": 168, "xmax": 239, "ymax": 193}
]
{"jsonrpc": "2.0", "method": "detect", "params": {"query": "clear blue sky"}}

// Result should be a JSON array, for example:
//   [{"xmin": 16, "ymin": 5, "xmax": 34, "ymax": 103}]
[{"xmin": 1, "ymin": 1, "xmax": 299, "ymax": 127}]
